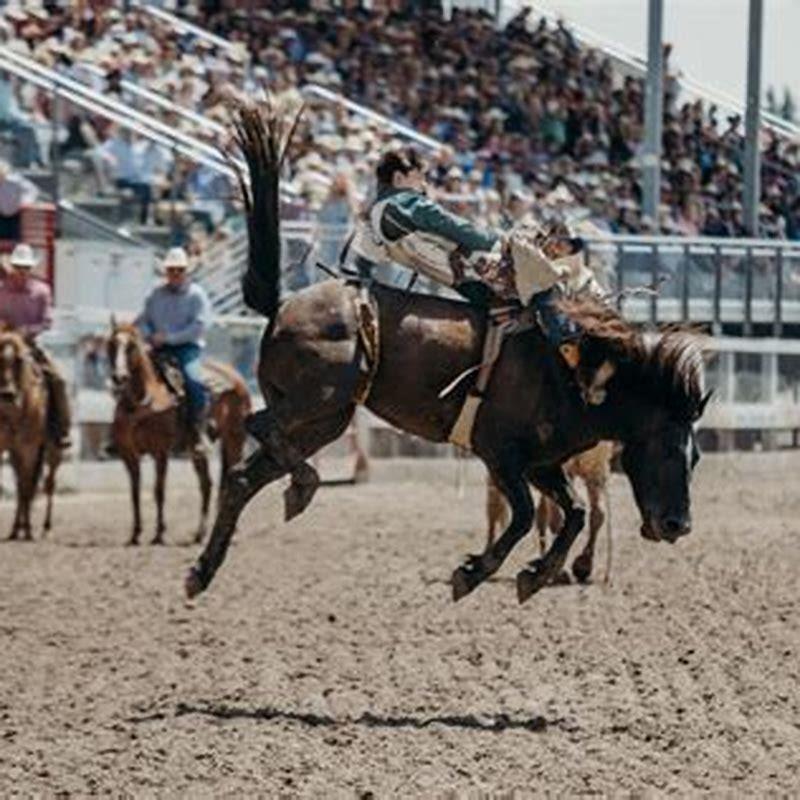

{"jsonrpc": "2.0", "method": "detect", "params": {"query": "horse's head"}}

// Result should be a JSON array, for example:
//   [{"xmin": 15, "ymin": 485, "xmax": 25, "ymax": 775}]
[
  {"xmin": 107, "ymin": 319, "xmax": 146, "ymax": 399},
  {"xmin": 567, "ymin": 299, "xmax": 712, "ymax": 544},
  {"xmin": 0, "ymin": 331, "xmax": 30, "ymax": 407}
]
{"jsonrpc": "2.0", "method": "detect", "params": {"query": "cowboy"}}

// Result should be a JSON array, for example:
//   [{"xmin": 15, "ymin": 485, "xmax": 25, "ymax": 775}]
[
  {"xmin": 0, "ymin": 243, "xmax": 71, "ymax": 448},
  {"xmin": 135, "ymin": 247, "xmax": 212, "ymax": 451},
  {"xmin": 352, "ymin": 146, "xmax": 588, "ymax": 362}
]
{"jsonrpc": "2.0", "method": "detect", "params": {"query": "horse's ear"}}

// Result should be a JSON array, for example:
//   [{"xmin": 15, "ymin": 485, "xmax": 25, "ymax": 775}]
[
  {"xmin": 697, "ymin": 388, "xmax": 714, "ymax": 417},
  {"xmin": 110, "ymin": 313, "xmax": 117, "ymax": 332}
]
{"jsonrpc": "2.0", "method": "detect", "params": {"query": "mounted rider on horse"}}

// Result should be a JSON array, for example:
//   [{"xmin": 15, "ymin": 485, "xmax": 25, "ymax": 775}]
[
  {"xmin": 352, "ymin": 146, "xmax": 604, "ymax": 370},
  {"xmin": 0, "ymin": 243, "xmax": 71, "ymax": 450}
]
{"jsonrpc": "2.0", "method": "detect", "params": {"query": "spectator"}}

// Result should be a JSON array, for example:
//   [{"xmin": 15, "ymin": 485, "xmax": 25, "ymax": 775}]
[
  {"xmin": 0, "ymin": 160, "xmax": 36, "ymax": 243},
  {"xmin": 99, "ymin": 126, "xmax": 152, "ymax": 224},
  {"xmin": 316, "ymin": 171, "xmax": 357, "ymax": 271}
]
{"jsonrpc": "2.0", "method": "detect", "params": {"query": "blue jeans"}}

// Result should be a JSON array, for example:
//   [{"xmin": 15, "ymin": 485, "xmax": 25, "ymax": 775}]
[
  {"xmin": 532, "ymin": 288, "xmax": 580, "ymax": 347},
  {"xmin": 158, "ymin": 343, "xmax": 208, "ymax": 422}
]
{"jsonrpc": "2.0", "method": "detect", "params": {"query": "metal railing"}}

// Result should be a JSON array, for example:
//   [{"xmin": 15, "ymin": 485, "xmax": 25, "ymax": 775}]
[
  {"xmin": 182, "ymin": 219, "xmax": 800, "ymax": 327},
  {"xmin": 134, "ymin": 1, "xmax": 236, "ymax": 51},
  {"xmin": 301, "ymin": 85, "xmax": 444, "ymax": 151},
  {"xmin": 0, "ymin": 47, "xmax": 235, "ymax": 178},
  {"xmin": 586, "ymin": 235, "xmax": 800, "ymax": 334}
]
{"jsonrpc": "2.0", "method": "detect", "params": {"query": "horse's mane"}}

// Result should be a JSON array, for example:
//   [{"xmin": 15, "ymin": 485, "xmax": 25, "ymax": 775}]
[{"xmin": 560, "ymin": 294, "xmax": 707, "ymax": 420}]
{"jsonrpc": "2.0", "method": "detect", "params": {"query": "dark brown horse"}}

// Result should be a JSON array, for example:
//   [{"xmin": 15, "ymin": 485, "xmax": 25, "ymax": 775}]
[
  {"xmin": 0, "ymin": 331, "xmax": 62, "ymax": 539},
  {"xmin": 186, "ymin": 105, "xmax": 709, "ymax": 603},
  {"xmin": 107, "ymin": 321, "xmax": 250, "ymax": 545}
]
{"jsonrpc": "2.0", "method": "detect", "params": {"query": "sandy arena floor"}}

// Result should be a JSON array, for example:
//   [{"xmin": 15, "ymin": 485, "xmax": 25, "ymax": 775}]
[{"xmin": 1, "ymin": 453, "xmax": 799, "ymax": 796}]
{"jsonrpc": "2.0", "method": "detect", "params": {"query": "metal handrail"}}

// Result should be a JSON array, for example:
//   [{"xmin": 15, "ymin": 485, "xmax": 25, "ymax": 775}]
[
  {"xmin": 59, "ymin": 199, "xmax": 159, "ymax": 252},
  {"xmin": 0, "ymin": 46, "xmax": 237, "ymax": 178},
  {"xmin": 134, "ymin": 1, "xmax": 236, "ymax": 52},
  {"xmin": 75, "ymin": 61, "xmax": 227, "ymax": 136},
  {"xmin": 301, "ymin": 84, "xmax": 443, "ymax": 151}
]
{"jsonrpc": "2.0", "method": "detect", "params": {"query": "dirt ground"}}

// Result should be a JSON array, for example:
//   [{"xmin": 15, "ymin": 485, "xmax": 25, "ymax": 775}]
[{"xmin": 1, "ymin": 453, "xmax": 799, "ymax": 797}]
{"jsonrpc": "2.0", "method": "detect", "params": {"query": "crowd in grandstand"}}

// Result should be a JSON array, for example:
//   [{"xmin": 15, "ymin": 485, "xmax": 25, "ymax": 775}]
[{"xmin": 0, "ymin": 0, "xmax": 797, "ymax": 249}]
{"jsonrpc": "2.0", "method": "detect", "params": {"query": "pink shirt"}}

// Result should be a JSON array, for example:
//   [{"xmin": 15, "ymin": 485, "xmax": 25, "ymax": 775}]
[{"xmin": 0, "ymin": 277, "xmax": 53, "ymax": 337}]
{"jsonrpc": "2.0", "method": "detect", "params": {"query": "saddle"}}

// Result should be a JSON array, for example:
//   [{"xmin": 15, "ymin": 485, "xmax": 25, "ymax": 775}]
[
  {"xmin": 152, "ymin": 353, "xmax": 187, "ymax": 401},
  {"xmin": 152, "ymin": 353, "xmax": 239, "ymax": 403}
]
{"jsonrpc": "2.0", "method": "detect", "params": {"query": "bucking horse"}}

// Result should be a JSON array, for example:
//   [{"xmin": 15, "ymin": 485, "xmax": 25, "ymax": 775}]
[{"xmin": 186, "ymin": 103, "xmax": 710, "ymax": 604}]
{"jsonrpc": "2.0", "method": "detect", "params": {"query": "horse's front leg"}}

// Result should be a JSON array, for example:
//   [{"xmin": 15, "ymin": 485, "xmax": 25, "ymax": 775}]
[
  {"xmin": 571, "ymin": 479, "xmax": 605, "ymax": 583},
  {"xmin": 190, "ymin": 448, "xmax": 212, "ymax": 544},
  {"xmin": 452, "ymin": 462, "xmax": 534, "ymax": 601},
  {"xmin": 122, "ymin": 453, "xmax": 142, "ymax": 545},
  {"xmin": 517, "ymin": 465, "xmax": 586, "ymax": 603},
  {"xmin": 152, "ymin": 452, "xmax": 168, "ymax": 545},
  {"xmin": 41, "ymin": 447, "xmax": 59, "ymax": 535}
]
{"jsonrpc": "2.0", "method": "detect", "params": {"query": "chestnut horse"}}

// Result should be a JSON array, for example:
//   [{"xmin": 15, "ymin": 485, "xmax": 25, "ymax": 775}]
[
  {"xmin": 486, "ymin": 440, "xmax": 615, "ymax": 583},
  {"xmin": 186, "ymin": 104, "xmax": 709, "ymax": 604},
  {"xmin": 0, "ymin": 331, "xmax": 62, "ymax": 539},
  {"xmin": 107, "ymin": 321, "xmax": 250, "ymax": 545}
]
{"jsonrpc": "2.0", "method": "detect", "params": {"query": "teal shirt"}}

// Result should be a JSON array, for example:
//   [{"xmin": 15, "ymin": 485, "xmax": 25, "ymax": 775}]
[{"xmin": 377, "ymin": 188, "xmax": 498, "ymax": 255}]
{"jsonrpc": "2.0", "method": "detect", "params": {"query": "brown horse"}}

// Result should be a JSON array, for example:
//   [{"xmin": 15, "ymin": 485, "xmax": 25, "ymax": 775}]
[
  {"xmin": 107, "ymin": 321, "xmax": 250, "ymax": 545},
  {"xmin": 0, "ymin": 331, "xmax": 62, "ymax": 540},
  {"xmin": 186, "ymin": 104, "xmax": 710, "ymax": 604},
  {"xmin": 486, "ymin": 440, "xmax": 615, "ymax": 583}
]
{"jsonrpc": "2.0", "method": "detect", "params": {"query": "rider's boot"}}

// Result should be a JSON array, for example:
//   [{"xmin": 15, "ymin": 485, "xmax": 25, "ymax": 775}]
[
  {"xmin": 530, "ymin": 288, "xmax": 581, "ymax": 369},
  {"xmin": 188, "ymin": 409, "xmax": 211, "ymax": 457}
]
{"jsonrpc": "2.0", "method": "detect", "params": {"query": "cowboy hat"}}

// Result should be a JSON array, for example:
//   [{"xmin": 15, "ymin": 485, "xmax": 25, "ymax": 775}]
[
  {"xmin": 9, "ymin": 243, "xmax": 38, "ymax": 269},
  {"xmin": 161, "ymin": 247, "xmax": 193, "ymax": 272}
]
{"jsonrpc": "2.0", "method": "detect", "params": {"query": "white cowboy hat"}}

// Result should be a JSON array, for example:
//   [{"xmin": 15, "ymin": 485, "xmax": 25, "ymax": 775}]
[
  {"xmin": 9, "ymin": 243, "xmax": 38, "ymax": 269},
  {"xmin": 161, "ymin": 247, "xmax": 192, "ymax": 271}
]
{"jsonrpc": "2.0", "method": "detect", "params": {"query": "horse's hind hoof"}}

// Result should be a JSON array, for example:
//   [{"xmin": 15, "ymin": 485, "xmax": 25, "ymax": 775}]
[
  {"xmin": 571, "ymin": 554, "xmax": 593, "ymax": 584},
  {"xmin": 516, "ymin": 560, "xmax": 550, "ymax": 604},
  {"xmin": 284, "ymin": 464, "xmax": 320, "ymax": 522},
  {"xmin": 185, "ymin": 567, "xmax": 204, "ymax": 599}
]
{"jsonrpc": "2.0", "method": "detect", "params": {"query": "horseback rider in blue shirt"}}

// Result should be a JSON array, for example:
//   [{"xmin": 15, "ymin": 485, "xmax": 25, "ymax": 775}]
[{"xmin": 136, "ymin": 247, "xmax": 212, "ymax": 452}]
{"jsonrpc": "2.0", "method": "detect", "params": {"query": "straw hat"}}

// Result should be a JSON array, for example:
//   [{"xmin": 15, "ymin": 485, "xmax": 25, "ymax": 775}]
[
  {"xmin": 160, "ymin": 247, "xmax": 193, "ymax": 273},
  {"xmin": 9, "ymin": 243, "xmax": 37, "ymax": 269}
]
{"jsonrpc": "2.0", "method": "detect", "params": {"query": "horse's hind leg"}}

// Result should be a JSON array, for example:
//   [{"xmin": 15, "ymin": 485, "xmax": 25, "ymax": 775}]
[
  {"xmin": 452, "ymin": 455, "xmax": 534, "ymax": 601},
  {"xmin": 152, "ymin": 452, "xmax": 168, "ymax": 545},
  {"xmin": 186, "ymin": 407, "xmax": 353, "ymax": 599},
  {"xmin": 191, "ymin": 449, "xmax": 212, "ymax": 544},
  {"xmin": 571, "ymin": 479, "xmax": 604, "ymax": 583},
  {"xmin": 517, "ymin": 466, "xmax": 586, "ymax": 603},
  {"xmin": 246, "ymin": 408, "xmax": 320, "ymax": 522}
]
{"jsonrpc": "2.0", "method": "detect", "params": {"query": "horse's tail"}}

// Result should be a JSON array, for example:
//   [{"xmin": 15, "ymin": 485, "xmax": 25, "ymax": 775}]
[{"xmin": 228, "ymin": 101, "xmax": 303, "ymax": 326}]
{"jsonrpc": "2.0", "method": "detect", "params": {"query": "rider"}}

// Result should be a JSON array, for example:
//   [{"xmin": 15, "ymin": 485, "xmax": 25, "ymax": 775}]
[
  {"xmin": 0, "ymin": 243, "xmax": 71, "ymax": 448},
  {"xmin": 351, "ymin": 146, "xmax": 586, "ymax": 363},
  {"xmin": 135, "ymin": 247, "xmax": 212, "ymax": 453}
]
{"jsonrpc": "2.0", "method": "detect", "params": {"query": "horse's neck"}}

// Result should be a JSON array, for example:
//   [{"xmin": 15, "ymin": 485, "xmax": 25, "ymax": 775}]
[{"xmin": 129, "ymin": 348, "xmax": 170, "ymax": 408}]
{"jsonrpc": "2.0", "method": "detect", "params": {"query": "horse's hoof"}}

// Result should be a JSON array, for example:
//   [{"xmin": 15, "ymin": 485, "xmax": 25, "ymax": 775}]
[
  {"xmin": 184, "ymin": 567, "xmax": 204, "ymax": 599},
  {"xmin": 516, "ymin": 560, "xmax": 550, "ymax": 604},
  {"xmin": 451, "ymin": 556, "xmax": 484, "ymax": 602},
  {"xmin": 127, "ymin": 536, "xmax": 140, "ymax": 546},
  {"xmin": 151, "ymin": 536, "xmax": 164, "ymax": 546},
  {"xmin": 572, "ymin": 554, "xmax": 593, "ymax": 584},
  {"xmin": 7, "ymin": 533, "xmax": 18, "ymax": 542},
  {"xmin": 284, "ymin": 466, "xmax": 320, "ymax": 522},
  {"xmin": 193, "ymin": 528, "xmax": 206, "ymax": 545}
]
